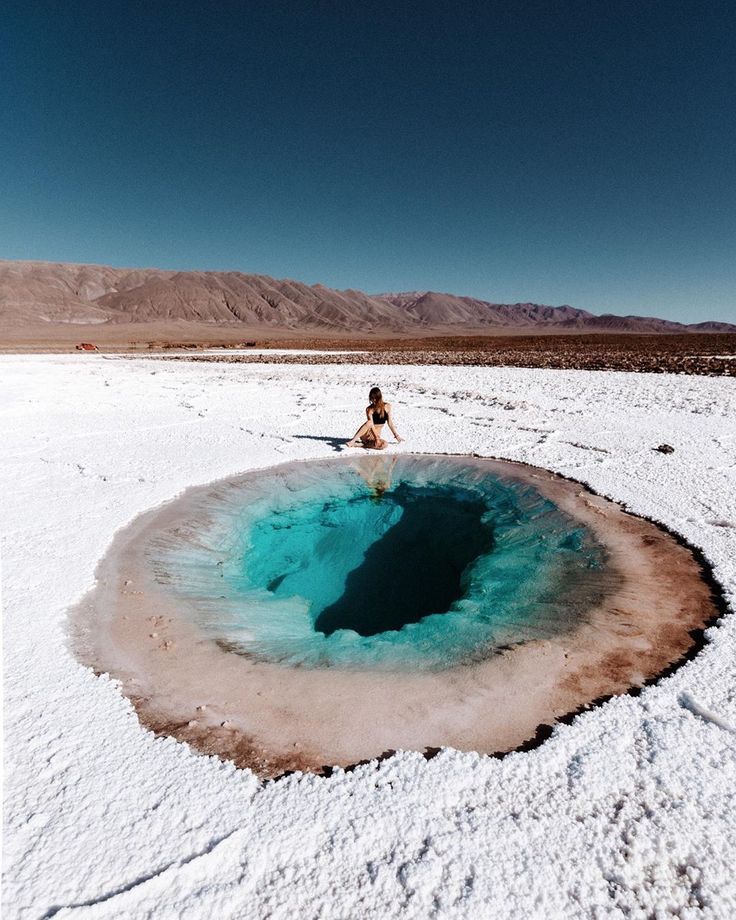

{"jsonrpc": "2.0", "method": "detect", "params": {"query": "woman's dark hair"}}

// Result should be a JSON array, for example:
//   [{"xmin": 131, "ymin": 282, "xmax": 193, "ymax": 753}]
[{"xmin": 369, "ymin": 386, "xmax": 385, "ymax": 414}]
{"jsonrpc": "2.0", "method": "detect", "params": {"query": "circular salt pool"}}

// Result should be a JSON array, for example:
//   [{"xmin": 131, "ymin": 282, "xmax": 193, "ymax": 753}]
[
  {"xmin": 156, "ymin": 455, "xmax": 610, "ymax": 670},
  {"xmin": 74, "ymin": 454, "xmax": 719, "ymax": 777}
]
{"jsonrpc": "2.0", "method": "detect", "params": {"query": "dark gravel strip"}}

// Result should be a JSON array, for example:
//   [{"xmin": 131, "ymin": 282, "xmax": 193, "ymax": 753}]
[{"xmin": 163, "ymin": 349, "xmax": 736, "ymax": 376}]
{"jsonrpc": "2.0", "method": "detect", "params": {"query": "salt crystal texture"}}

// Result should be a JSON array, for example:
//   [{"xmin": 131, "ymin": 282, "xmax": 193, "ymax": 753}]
[{"xmin": 2, "ymin": 353, "xmax": 735, "ymax": 919}]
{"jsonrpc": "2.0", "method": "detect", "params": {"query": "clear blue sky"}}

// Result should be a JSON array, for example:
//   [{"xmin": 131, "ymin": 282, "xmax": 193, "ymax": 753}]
[{"xmin": 1, "ymin": 1, "xmax": 734, "ymax": 322}]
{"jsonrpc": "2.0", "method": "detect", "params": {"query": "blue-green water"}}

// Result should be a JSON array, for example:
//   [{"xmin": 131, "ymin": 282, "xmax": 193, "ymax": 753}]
[{"xmin": 152, "ymin": 455, "xmax": 609, "ymax": 671}]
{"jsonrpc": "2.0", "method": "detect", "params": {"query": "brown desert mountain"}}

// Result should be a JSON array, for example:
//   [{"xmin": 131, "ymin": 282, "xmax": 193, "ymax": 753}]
[{"xmin": 1, "ymin": 260, "xmax": 733, "ymax": 339}]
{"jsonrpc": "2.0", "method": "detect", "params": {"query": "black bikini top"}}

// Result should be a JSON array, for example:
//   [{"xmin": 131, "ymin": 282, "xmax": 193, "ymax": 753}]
[{"xmin": 372, "ymin": 409, "xmax": 388, "ymax": 424}]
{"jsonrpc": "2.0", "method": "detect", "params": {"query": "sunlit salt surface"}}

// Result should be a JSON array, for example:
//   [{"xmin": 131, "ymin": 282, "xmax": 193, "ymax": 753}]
[{"xmin": 152, "ymin": 455, "xmax": 608, "ymax": 670}]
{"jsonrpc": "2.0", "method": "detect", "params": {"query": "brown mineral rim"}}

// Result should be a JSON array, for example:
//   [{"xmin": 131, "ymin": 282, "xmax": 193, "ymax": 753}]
[{"xmin": 69, "ymin": 456, "xmax": 722, "ymax": 779}]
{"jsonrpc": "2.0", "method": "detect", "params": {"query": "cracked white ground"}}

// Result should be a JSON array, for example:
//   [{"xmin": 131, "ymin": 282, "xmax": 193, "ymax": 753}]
[{"xmin": 2, "ymin": 354, "xmax": 735, "ymax": 919}]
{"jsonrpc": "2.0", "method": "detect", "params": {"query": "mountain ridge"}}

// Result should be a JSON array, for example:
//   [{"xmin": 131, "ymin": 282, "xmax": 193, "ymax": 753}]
[{"xmin": 1, "ymin": 259, "xmax": 733, "ymax": 333}]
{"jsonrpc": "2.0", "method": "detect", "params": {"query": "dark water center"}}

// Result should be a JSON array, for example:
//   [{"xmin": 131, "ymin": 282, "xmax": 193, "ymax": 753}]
[{"xmin": 314, "ymin": 486, "xmax": 494, "ymax": 637}]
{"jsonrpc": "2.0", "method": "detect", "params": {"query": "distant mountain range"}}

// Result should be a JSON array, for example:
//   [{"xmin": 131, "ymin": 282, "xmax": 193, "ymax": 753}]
[{"xmin": 1, "ymin": 260, "xmax": 733, "ymax": 334}]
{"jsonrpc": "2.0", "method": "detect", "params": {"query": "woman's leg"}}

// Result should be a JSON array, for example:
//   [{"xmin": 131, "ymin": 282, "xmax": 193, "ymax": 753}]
[
  {"xmin": 361, "ymin": 432, "xmax": 386, "ymax": 450},
  {"xmin": 346, "ymin": 420, "xmax": 372, "ymax": 447}
]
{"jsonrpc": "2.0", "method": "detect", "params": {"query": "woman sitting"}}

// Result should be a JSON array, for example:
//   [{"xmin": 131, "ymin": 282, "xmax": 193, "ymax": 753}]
[{"xmin": 346, "ymin": 386, "xmax": 403, "ymax": 450}]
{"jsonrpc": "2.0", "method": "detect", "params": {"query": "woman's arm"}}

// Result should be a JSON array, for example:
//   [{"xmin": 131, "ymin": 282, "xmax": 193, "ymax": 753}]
[{"xmin": 386, "ymin": 404, "xmax": 403, "ymax": 442}]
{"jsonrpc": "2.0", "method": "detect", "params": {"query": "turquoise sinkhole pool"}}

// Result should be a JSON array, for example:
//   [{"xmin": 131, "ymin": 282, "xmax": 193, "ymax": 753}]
[{"xmin": 153, "ymin": 455, "xmax": 609, "ymax": 670}]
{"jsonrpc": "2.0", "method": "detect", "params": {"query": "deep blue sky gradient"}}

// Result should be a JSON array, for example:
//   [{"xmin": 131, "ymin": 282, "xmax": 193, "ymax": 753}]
[{"xmin": 1, "ymin": 1, "xmax": 734, "ymax": 321}]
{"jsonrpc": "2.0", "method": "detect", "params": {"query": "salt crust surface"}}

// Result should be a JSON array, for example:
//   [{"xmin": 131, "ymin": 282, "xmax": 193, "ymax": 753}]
[{"xmin": 2, "ymin": 354, "xmax": 735, "ymax": 919}]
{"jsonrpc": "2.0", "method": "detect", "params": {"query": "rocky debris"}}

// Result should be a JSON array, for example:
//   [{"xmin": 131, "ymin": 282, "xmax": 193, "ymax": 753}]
[
  {"xmin": 655, "ymin": 444, "xmax": 676, "ymax": 454},
  {"xmin": 164, "ymin": 334, "xmax": 736, "ymax": 378}
]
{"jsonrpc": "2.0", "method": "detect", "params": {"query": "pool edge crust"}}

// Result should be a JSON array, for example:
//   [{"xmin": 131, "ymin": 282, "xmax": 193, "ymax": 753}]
[{"xmin": 69, "ymin": 454, "xmax": 723, "ymax": 779}]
